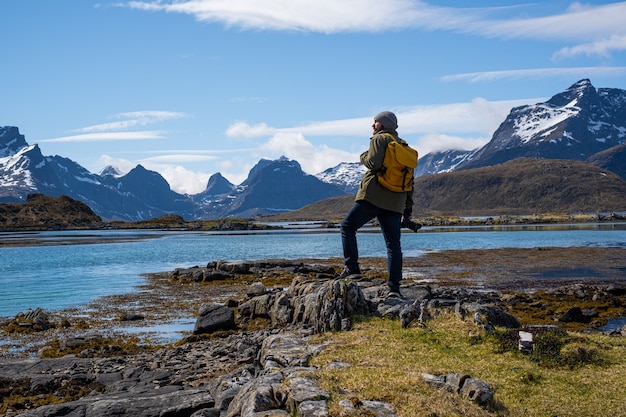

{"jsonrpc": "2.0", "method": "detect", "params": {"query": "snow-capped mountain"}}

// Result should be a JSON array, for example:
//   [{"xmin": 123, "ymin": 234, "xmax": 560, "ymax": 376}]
[
  {"xmin": 314, "ymin": 162, "xmax": 365, "ymax": 194},
  {"xmin": 458, "ymin": 79, "xmax": 626, "ymax": 170},
  {"xmin": 0, "ymin": 128, "xmax": 198, "ymax": 220},
  {"xmin": 3, "ymin": 79, "xmax": 625, "ymax": 220},
  {"xmin": 415, "ymin": 149, "xmax": 478, "ymax": 177},
  {"xmin": 0, "ymin": 127, "xmax": 347, "ymax": 220},
  {"xmin": 193, "ymin": 157, "xmax": 348, "ymax": 219},
  {"xmin": 99, "ymin": 165, "xmax": 122, "ymax": 178}
]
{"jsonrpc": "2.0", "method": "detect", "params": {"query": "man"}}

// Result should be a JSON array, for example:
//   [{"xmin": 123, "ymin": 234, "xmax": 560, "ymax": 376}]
[{"xmin": 338, "ymin": 111, "xmax": 414, "ymax": 297}]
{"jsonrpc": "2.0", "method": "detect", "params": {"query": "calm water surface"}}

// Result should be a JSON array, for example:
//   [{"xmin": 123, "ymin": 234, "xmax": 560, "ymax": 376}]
[{"xmin": 1, "ymin": 223, "xmax": 625, "ymax": 318}]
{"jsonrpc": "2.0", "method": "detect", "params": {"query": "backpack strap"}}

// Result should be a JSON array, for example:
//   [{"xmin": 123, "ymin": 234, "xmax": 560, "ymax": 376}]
[{"xmin": 382, "ymin": 132, "xmax": 408, "ymax": 146}]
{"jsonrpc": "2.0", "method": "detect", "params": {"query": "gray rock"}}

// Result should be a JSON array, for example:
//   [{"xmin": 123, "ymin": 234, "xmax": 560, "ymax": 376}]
[
  {"xmin": 463, "ymin": 303, "xmax": 521, "ymax": 329},
  {"xmin": 422, "ymin": 372, "xmax": 494, "ymax": 407},
  {"xmin": 338, "ymin": 399, "xmax": 398, "ymax": 416},
  {"xmin": 17, "ymin": 387, "xmax": 215, "ymax": 417},
  {"xmin": 241, "ymin": 277, "xmax": 369, "ymax": 333},
  {"xmin": 247, "ymin": 281, "xmax": 268, "ymax": 298},
  {"xmin": 191, "ymin": 408, "xmax": 221, "ymax": 417},
  {"xmin": 194, "ymin": 303, "xmax": 237, "ymax": 334},
  {"xmin": 559, "ymin": 306, "xmax": 597, "ymax": 323},
  {"xmin": 298, "ymin": 400, "xmax": 329, "ymax": 417},
  {"xmin": 0, "ymin": 259, "xmax": 535, "ymax": 417}
]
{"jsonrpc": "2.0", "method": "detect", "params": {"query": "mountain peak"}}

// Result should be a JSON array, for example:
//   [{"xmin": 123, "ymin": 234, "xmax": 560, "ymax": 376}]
[
  {"xmin": 100, "ymin": 165, "xmax": 122, "ymax": 177},
  {"xmin": 547, "ymin": 78, "xmax": 597, "ymax": 107},
  {"xmin": 0, "ymin": 126, "xmax": 29, "ymax": 158},
  {"xmin": 458, "ymin": 79, "xmax": 625, "ymax": 170},
  {"xmin": 315, "ymin": 162, "xmax": 365, "ymax": 194},
  {"xmin": 203, "ymin": 173, "xmax": 234, "ymax": 196},
  {"xmin": 243, "ymin": 156, "xmax": 302, "ymax": 185},
  {"xmin": 569, "ymin": 78, "xmax": 592, "ymax": 90}
]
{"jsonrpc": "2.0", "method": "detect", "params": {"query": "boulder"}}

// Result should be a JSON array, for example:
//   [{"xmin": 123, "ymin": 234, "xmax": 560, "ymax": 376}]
[
  {"xmin": 240, "ymin": 277, "xmax": 369, "ymax": 333},
  {"xmin": 463, "ymin": 303, "xmax": 521, "ymax": 329},
  {"xmin": 339, "ymin": 399, "xmax": 397, "ymax": 417},
  {"xmin": 422, "ymin": 373, "xmax": 494, "ymax": 407},
  {"xmin": 194, "ymin": 303, "xmax": 236, "ymax": 334},
  {"xmin": 559, "ymin": 306, "xmax": 598, "ymax": 323}
]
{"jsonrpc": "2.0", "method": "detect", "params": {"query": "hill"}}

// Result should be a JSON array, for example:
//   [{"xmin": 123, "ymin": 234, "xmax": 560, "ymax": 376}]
[
  {"xmin": 264, "ymin": 196, "xmax": 354, "ymax": 222},
  {"xmin": 586, "ymin": 142, "xmax": 626, "ymax": 180},
  {"xmin": 412, "ymin": 158, "xmax": 626, "ymax": 215},
  {"xmin": 265, "ymin": 158, "xmax": 626, "ymax": 220},
  {"xmin": 0, "ymin": 194, "xmax": 103, "ymax": 230}
]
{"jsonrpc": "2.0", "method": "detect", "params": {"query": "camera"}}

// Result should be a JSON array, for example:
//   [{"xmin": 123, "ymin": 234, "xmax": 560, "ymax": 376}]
[{"xmin": 401, "ymin": 218, "xmax": 422, "ymax": 232}]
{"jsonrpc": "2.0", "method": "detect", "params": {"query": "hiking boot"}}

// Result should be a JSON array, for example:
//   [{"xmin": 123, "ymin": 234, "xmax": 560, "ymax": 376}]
[
  {"xmin": 387, "ymin": 285, "xmax": 403, "ymax": 298},
  {"xmin": 386, "ymin": 291, "xmax": 403, "ymax": 299},
  {"xmin": 337, "ymin": 266, "xmax": 362, "ymax": 279}
]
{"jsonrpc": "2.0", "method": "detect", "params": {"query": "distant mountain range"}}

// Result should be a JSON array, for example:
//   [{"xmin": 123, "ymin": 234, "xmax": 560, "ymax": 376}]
[
  {"xmin": 0, "ymin": 128, "xmax": 353, "ymax": 221},
  {"xmin": 1, "ymin": 79, "xmax": 625, "ymax": 220}
]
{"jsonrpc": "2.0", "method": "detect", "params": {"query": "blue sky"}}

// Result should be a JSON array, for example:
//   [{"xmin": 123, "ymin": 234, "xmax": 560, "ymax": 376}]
[{"xmin": 3, "ymin": 1, "xmax": 626, "ymax": 194}]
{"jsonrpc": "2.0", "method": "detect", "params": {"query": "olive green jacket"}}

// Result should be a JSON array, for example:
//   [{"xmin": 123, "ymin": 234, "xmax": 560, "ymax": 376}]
[{"xmin": 355, "ymin": 130, "xmax": 414, "ymax": 214}]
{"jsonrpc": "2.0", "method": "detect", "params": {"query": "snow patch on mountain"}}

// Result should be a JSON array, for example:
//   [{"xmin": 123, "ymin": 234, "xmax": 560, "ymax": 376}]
[
  {"xmin": 0, "ymin": 145, "xmax": 36, "ymax": 188},
  {"xmin": 315, "ymin": 162, "xmax": 365, "ymax": 193},
  {"xmin": 513, "ymin": 102, "xmax": 580, "ymax": 144}
]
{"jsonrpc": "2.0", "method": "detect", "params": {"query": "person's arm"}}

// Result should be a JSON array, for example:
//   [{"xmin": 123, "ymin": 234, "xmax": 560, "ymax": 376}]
[
  {"xmin": 360, "ymin": 135, "xmax": 388, "ymax": 171},
  {"xmin": 403, "ymin": 189, "xmax": 414, "ymax": 219}
]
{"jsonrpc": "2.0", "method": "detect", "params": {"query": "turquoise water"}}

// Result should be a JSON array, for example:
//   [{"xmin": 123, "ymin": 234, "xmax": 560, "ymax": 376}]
[{"xmin": 1, "ymin": 223, "xmax": 625, "ymax": 318}]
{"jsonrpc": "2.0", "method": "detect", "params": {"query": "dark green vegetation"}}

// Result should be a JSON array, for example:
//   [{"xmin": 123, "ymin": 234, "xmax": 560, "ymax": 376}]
[{"xmin": 490, "ymin": 326, "xmax": 603, "ymax": 369}]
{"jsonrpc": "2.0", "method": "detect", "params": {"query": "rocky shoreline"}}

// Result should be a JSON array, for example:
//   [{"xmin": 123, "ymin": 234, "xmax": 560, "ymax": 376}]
[{"xmin": 2, "ymin": 247, "xmax": 626, "ymax": 416}]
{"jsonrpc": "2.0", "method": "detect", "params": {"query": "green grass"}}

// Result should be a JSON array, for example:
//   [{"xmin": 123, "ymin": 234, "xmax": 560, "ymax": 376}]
[{"xmin": 310, "ymin": 313, "xmax": 626, "ymax": 417}]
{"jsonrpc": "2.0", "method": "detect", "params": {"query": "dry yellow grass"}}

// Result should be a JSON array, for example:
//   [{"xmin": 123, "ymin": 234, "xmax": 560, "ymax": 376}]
[{"xmin": 310, "ymin": 313, "xmax": 626, "ymax": 417}]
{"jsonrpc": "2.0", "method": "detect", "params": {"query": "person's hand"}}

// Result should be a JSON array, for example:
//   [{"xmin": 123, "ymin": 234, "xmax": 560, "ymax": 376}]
[
  {"xmin": 401, "ymin": 209, "xmax": 422, "ymax": 232},
  {"xmin": 402, "ymin": 209, "xmax": 412, "ymax": 224}
]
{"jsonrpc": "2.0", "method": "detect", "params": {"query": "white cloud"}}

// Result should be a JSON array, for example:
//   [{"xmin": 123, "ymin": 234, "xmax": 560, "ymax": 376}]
[
  {"xmin": 259, "ymin": 132, "xmax": 359, "ymax": 174},
  {"xmin": 99, "ymin": 154, "xmax": 211, "ymax": 194},
  {"xmin": 140, "ymin": 154, "xmax": 219, "ymax": 164},
  {"xmin": 416, "ymin": 133, "xmax": 487, "ymax": 155},
  {"xmin": 226, "ymin": 122, "xmax": 276, "ymax": 138},
  {"xmin": 227, "ymin": 98, "xmax": 535, "ymax": 140},
  {"xmin": 142, "ymin": 163, "xmax": 211, "ymax": 195},
  {"xmin": 218, "ymin": 158, "xmax": 254, "ymax": 186},
  {"xmin": 40, "ymin": 111, "xmax": 189, "ymax": 143},
  {"xmin": 73, "ymin": 111, "xmax": 188, "ymax": 133},
  {"xmin": 442, "ymin": 67, "xmax": 626, "ymax": 83},
  {"xmin": 122, "ymin": 0, "xmax": 626, "ymax": 48},
  {"xmin": 281, "ymin": 118, "xmax": 371, "ymax": 137},
  {"xmin": 397, "ymin": 98, "xmax": 533, "ymax": 136},
  {"xmin": 467, "ymin": 2, "xmax": 626, "ymax": 42},
  {"xmin": 99, "ymin": 154, "xmax": 136, "ymax": 175},
  {"xmin": 124, "ymin": 0, "xmax": 431, "ymax": 32},
  {"xmin": 39, "ymin": 131, "xmax": 168, "ymax": 143},
  {"xmin": 553, "ymin": 35, "xmax": 626, "ymax": 59}
]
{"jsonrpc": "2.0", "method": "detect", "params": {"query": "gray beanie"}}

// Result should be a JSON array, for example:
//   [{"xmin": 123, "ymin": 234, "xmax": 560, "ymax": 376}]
[{"xmin": 374, "ymin": 111, "xmax": 398, "ymax": 130}]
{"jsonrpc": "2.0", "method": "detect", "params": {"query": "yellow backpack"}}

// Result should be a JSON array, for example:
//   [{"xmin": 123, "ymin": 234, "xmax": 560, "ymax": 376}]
[{"xmin": 377, "ymin": 133, "xmax": 418, "ymax": 192}]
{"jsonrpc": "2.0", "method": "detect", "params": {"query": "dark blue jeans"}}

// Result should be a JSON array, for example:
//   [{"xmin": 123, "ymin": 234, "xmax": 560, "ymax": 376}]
[{"xmin": 340, "ymin": 200, "xmax": 403, "ymax": 291}]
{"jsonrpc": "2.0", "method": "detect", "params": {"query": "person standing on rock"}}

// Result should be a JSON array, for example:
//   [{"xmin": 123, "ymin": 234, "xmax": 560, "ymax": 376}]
[{"xmin": 338, "ymin": 111, "xmax": 415, "ymax": 297}]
